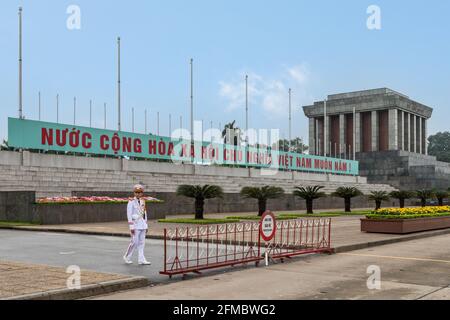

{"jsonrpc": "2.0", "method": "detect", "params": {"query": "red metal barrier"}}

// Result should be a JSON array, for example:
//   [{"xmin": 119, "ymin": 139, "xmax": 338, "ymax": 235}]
[{"xmin": 160, "ymin": 218, "xmax": 332, "ymax": 277}]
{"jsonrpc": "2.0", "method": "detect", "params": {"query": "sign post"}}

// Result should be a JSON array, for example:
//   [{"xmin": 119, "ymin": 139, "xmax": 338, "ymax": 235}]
[{"xmin": 259, "ymin": 210, "xmax": 276, "ymax": 266}]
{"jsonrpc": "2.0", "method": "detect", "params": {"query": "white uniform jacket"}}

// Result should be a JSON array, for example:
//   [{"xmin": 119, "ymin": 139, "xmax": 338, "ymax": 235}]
[{"xmin": 127, "ymin": 198, "xmax": 148, "ymax": 231}]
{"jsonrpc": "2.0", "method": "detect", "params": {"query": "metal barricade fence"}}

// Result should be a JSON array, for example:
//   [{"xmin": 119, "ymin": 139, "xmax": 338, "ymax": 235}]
[
  {"xmin": 160, "ymin": 218, "xmax": 332, "ymax": 277},
  {"xmin": 266, "ymin": 218, "xmax": 332, "ymax": 261}
]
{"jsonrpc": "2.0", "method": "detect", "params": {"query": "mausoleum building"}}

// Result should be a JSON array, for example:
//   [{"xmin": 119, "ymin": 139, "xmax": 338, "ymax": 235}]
[{"xmin": 302, "ymin": 88, "xmax": 433, "ymax": 158}]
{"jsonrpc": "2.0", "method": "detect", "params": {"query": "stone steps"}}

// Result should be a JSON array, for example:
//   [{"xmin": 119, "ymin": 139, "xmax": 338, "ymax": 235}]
[{"xmin": 0, "ymin": 164, "xmax": 397, "ymax": 198}]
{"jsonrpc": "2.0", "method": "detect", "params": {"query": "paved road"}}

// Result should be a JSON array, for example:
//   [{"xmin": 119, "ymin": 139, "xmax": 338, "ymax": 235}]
[
  {"xmin": 93, "ymin": 234, "xmax": 450, "ymax": 300},
  {"xmin": 0, "ymin": 229, "xmax": 180, "ymax": 284},
  {"xmin": 2, "ymin": 229, "xmax": 449, "ymax": 299}
]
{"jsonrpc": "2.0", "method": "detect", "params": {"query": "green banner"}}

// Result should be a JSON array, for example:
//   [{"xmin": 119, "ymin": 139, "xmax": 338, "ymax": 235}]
[{"xmin": 8, "ymin": 118, "xmax": 359, "ymax": 175}]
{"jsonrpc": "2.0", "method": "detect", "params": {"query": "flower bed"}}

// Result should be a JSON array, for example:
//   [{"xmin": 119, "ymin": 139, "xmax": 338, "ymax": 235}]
[
  {"xmin": 36, "ymin": 196, "xmax": 163, "ymax": 205},
  {"xmin": 366, "ymin": 206, "xmax": 450, "ymax": 220},
  {"xmin": 362, "ymin": 206, "xmax": 450, "ymax": 234}
]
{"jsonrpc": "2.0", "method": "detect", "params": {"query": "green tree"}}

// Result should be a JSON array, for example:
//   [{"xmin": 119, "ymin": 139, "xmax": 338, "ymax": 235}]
[
  {"xmin": 176, "ymin": 185, "xmax": 224, "ymax": 220},
  {"xmin": 416, "ymin": 189, "xmax": 435, "ymax": 207},
  {"xmin": 434, "ymin": 190, "xmax": 448, "ymax": 206},
  {"xmin": 293, "ymin": 186, "xmax": 326, "ymax": 214},
  {"xmin": 332, "ymin": 187, "xmax": 363, "ymax": 212},
  {"xmin": 368, "ymin": 191, "xmax": 390, "ymax": 210},
  {"xmin": 428, "ymin": 132, "xmax": 450, "ymax": 163},
  {"xmin": 389, "ymin": 190, "xmax": 414, "ymax": 208},
  {"xmin": 240, "ymin": 186, "xmax": 285, "ymax": 216},
  {"xmin": 273, "ymin": 138, "xmax": 308, "ymax": 153}
]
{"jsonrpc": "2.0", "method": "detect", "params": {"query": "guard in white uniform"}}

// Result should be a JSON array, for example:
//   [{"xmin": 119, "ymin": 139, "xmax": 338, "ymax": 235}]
[{"xmin": 123, "ymin": 184, "xmax": 151, "ymax": 265}]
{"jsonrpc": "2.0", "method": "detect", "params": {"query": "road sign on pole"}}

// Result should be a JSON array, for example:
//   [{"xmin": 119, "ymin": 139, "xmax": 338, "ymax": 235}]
[{"xmin": 260, "ymin": 210, "xmax": 276, "ymax": 242}]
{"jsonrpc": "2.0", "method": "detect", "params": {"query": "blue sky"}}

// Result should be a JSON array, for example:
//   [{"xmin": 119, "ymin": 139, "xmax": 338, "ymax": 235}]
[{"xmin": 1, "ymin": 0, "xmax": 449, "ymax": 143}]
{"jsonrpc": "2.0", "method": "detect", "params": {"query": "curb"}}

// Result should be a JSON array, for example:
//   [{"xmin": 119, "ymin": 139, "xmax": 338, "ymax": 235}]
[
  {"xmin": 3, "ymin": 225, "xmax": 450, "ymax": 255},
  {"xmin": 332, "ymin": 228, "xmax": 450, "ymax": 253},
  {"xmin": 0, "ymin": 226, "xmax": 165, "ymax": 240},
  {"xmin": 3, "ymin": 226, "xmax": 450, "ymax": 252},
  {"xmin": 4, "ymin": 277, "xmax": 150, "ymax": 300}
]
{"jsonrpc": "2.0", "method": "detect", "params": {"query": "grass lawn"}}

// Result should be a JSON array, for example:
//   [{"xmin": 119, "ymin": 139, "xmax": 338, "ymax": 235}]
[
  {"xmin": 226, "ymin": 215, "xmax": 297, "ymax": 221},
  {"xmin": 278, "ymin": 213, "xmax": 342, "ymax": 218},
  {"xmin": 0, "ymin": 221, "xmax": 40, "ymax": 227},
  {"xmin": 222, "ymin": 210, "xmax": 373, "ymax": 221},
  {"xmin": 158, "ymin": 218, "xmax": 240, "ymax": 224}
]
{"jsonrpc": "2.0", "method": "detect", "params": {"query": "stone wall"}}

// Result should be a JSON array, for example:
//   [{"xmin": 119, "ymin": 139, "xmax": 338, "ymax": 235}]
[
  {"xmin": 0, "ymin": 191, "xmax": 38, "ymax": 222},
  {"xmin": 0, "ymin": 190, "xmax": 403, "ymax": 225},
  {"xmin": 358, "ymin": 150, "xmax": 450, "ymax": 190},
  {"xmin": 0, "ymin": 150, "xmax": 395, "ymax": 200}
]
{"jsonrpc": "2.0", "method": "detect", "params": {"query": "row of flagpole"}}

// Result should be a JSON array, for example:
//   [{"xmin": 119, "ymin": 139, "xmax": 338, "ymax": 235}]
[{"xmin": 18, "ymin": 6, "xmax": 306, "ymax": 153}]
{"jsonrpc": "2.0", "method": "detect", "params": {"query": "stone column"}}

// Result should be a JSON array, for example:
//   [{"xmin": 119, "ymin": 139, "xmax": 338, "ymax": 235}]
[
  {"xmin": 315, "ymin": 118, "xmax": 320, "ymax": 155},
  {"xmin": 354, "ymin": 112, "xmax": 361, "ymax": 154},
  {"xmin": 339, "ymin": 114, "xmax": 345, "ymax": 156},
  {"xmin": 418, "ymin": 116, "xmax": 422, "ymax": 154},
  {"xmin": 371, "ymin": 110, "xmax": 378, "ymax": 152},
  {"xmin": 325, "ymin": 115, "xmax": 331, "ymax": 156},
  {"xmin": 309, "ymin": 117, "xmax": 315, "ymax": 155},
  {"xmin": 412, "ymin": 114, "xmax": 416, "ymax": 153},
  {"xmin": 388, "ymin": 109, "xmax": 398, "ymax": 150},
  {"xmin": 407, "ymin": 112, "xmax": 411, "ymax": 152},
  {"xmin": 424, "ymin": 119, "xmax": 428, "ymax": 155},
  {"xmin": 399, "ymin": 110, "xmax": 404, "ymax": 151}
]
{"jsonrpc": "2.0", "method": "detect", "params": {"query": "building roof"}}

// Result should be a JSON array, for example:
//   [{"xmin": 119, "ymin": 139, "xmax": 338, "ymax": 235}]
[{"xmin": 303, "ymin": 88, "xmax": 433, "ymax": 118}]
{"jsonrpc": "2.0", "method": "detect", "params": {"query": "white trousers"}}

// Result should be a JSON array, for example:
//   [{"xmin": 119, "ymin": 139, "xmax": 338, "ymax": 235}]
[{"xmin": 124, "ymin": 229, "xmax": 147, "ymax": 263}]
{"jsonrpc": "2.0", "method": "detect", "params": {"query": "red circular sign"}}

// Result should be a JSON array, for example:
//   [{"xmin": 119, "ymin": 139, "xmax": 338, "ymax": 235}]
[{"xmin": 260, "ymin": 210, "xmax": 277, "ymax": 241}]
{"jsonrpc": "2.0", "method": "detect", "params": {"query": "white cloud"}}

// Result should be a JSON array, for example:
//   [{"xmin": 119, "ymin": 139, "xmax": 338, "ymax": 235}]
[
  {"xmin": 287, "ymin": 64, "xmax": 310, "ymax": 84},
  {"xmin": 218, "ymin": 64, "xmax": 313, "ymax": 119}
]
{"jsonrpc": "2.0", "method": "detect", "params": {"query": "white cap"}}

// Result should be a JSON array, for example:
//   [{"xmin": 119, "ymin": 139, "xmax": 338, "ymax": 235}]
[{"xmin": 133, "ymin": 184, "xmax": 144, "ymax": 192}]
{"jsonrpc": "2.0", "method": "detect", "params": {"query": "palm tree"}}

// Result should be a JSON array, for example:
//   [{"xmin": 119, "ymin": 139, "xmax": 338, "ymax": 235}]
[
  {"xmin": 368, "ymin": 191, "xmax": 390, "ymax": 210},
  {"xmin": 434, "ymin": 190, "xmax": 448, "ymax": 206},
  {"xmin": 176, "ymin": 185, "xmax": 224, "ymax": 220},
  {"xmin": 389, "ymin": 190, "xmax": 414, "ymax": 208},
  {"xmin": 416, "ymin": 189, "xmax": 435, "ymax": 207},
  {"xmin": 293, "ymin": 186, "xmax": 326, "ymax": 214},
  {"xmin": 332, "ymin": 187, "xmax": 363, "ymax": 212},
  {"xmin": 240, "ymin": 186, "xmax": 285, "ymax": 216}
]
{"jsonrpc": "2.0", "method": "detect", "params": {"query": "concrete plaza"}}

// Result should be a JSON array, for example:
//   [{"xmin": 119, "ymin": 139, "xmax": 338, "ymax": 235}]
[
  {"xmin": 2, "ymin": 212, "xmax": 450, "ymax": 299},
  {"xmin": 94, "ymin": 234, "xmax": 450, "ymax": 300}
]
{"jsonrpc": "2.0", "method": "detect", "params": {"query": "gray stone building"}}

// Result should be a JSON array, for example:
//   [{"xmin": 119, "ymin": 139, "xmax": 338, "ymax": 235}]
[
  {"xmin": 302, "ymin": 88, "xmax": 432, "ymax": 158},
  {"xmin": 303, "ymin": 88, "xmax": 450, "ymax": 191}
]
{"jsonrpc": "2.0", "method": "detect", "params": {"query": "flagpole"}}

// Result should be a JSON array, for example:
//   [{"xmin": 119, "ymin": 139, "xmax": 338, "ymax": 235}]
[
  {"xmin": 18, "ymin": 7, "xmax": 23, "ymax": 119},
  {"xmin": 117, "ymin": 37, "xmax": 121, "ymax": 131},
  {"xmin": 324, "ymin": 99, "xmax": 327, "ymax": 157},
  {"xmin": 353, "ymin": 106, "xmax": 356, "ymax": 160},
  {"xmin": 289, "ymin": 88, "xmax": 292, "ymax": 151},
  {"xmin": 132, "ymin": 107, "xmax": 134, "ymax": 132},
  {"xmin": 190, "ymin": 58, "xmax": 194, "ymax": 146},
  {"xmin": 145, "ymin": 109, "xmax": 147, "ymax": 134},
  {"xmin": 56, "ymin": 94, "xmax": 59, "ymax": 123},
  {"xmin": 73, "ymin": 97, "xmax": 76, "ymax": 125},
  {"xmin": 104, "ymin": 103, "xmax": 107, "ymax": 129},
  {"xmin": 157, "ymin": 111, "xmax": 160, "ymax": 136},
  {"xmin": 38, "ymin": 91, "xmax": 41, "ymax": 121},
  {"xmin": 245, "ymin": 74, "xmax": 249, "ymax": 147}
]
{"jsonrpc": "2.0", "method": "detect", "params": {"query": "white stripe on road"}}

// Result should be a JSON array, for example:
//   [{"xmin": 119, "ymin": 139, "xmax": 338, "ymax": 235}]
[{"xmin": 338, "ymin": 253, "xmax": 450, "ymax": 264}]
